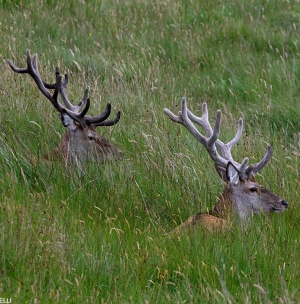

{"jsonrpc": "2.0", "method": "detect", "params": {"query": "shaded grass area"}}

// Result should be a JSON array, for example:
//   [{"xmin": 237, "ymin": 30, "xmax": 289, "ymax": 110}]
[{"xmin": 0, "ymin": 0, "xmax": 299, "ymax": 302}]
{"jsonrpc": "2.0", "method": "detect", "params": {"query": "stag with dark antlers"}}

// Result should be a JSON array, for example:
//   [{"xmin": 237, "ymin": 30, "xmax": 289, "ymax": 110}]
[
  {"xmin": 164, "ymin": 98, "xmax": 288, "ymax": 233},
  {"xmin": 7, "ymin": 49, "xmax": 123, "ymax": 163}
]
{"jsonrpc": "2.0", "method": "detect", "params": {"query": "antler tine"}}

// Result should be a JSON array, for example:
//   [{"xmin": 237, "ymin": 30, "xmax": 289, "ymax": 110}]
[
  {"xmin": 239, "ymin": 157, "xmax": 250, "ymax": 180},
  {"xmin": 164, "ymin": 98, "xmax": 206, "ymax": 146},
  {"xmin": 92, "ymin": 111, "xmax": 121, "ymax": 127},
  {"xmin": 163, "ymin": 105, "xmax": 184, "ymax": 124},
  {"xmin": 179, "ymin": 97, "xmax": 209, "ymax": 146},
  {"xmin": 187, "ymin": 102, "xmax": 213, "ymax": 137},
  {"xmin": 227, "ymin": 118, "xmax": 243, "ymax": 150},
  {"xmin": 84, "ymin": 103, "xmax": 111, "ymax": 125},
  {"xmin": 78, "ymin": 98, "xmax": 90, "ymax": 118},
  {"xmin": 58, "ymin": 74, "xmax": 89, "ymax": 114},
  {"xmin": 207, "ymin": 110, "xmax": 222, "ymax": 146},
  {"xmin": 205, "ymin": 110, "xmax": 231, "ymax": 168},
  {"xmin": 43, "ymin": 67, "xmax": 61, "ymax": 89},
  {"xmin": 75, "ymin": 89, "xmax": 89, "ymax": 112},
  {"xmin": 213, "ymin": 118, "xmax": 244, "ymax": 164},
  {"xmin": 251, "ymin": 145, "xmax": 273, "ymax": 175},
  {"xmin": 7, "ymin": 59, "xmax": 27, "ymax": 74}
]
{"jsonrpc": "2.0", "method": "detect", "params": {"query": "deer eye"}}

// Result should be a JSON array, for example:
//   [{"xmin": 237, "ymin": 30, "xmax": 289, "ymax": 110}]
[{"xmin": 249, "ymin": 187, "xmax": 258, "ymax": 193}]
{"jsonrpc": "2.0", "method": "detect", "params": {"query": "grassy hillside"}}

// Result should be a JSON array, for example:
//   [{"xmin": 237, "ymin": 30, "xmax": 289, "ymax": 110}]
[{"xmin": 0, "ymin": 0, "xmax": 299, "ymax": 303}]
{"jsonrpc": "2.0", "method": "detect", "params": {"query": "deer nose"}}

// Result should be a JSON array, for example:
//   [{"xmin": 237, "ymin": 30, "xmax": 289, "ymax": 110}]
[{"xmin": 280, "ymin": 200, "xmax": 288, "ymax": 209}]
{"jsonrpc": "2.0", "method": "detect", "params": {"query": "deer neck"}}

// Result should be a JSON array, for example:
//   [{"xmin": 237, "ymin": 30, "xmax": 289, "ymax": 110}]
[{"xmin": 211, "ymin": 187, "xmax": 235, "ymax": 220}]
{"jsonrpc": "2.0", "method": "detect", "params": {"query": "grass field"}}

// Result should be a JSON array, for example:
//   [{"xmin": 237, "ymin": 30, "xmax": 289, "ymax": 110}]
[{"xmin": 0, "ymin": 0, "xmax": 299, "ymax": 303}]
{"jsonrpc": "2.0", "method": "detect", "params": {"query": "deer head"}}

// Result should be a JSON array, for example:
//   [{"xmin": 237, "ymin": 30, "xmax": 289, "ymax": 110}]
[
  {"xmin": 164, "ymin": 97, "xmax": 288, "ymax": 232},
  {"xmin": 7, "ymin": 49, "xmax": 123, "ymax": 163}
]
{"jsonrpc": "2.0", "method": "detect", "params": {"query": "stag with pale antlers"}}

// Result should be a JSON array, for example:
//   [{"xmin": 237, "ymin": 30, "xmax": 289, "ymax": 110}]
[
  {"xmin": 7, "ymin": 50, "xmax": 123, "ymax": 163},
  {"xmin": 164, "ymin": 98, "xmax": 288, "ymax": 233}
]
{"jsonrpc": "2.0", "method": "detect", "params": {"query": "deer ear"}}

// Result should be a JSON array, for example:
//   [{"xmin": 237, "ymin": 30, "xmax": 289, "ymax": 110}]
[
  {"xmin": 215, "ymin": 164, "xmax": 228, "ymax": 182},
  {"xmin": 226, "ymin": 162, "xmax": 240, "ymax": 185},
  {"xmin": 60, "ymin": 113, "xmax": 77, "ymax": 131}
]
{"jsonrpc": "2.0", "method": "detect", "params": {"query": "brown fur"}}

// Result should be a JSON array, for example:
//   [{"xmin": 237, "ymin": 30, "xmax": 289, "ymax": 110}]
[
  {"xmin": 170, "ymin": 192, "xmax": 231, "ymax": 235},
  {"xmin": 170, "ymin": 212, "xmax": 227, "ymax": 235}
]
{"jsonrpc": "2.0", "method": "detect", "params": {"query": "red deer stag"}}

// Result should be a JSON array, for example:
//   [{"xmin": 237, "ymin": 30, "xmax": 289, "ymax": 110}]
[
  {"xmin": 164, "ymin": 97, "xmax": 288, "ymax": 233},
  {"xmin": 7, "ymin": 49, "xmax": 123, "ymax": 163}
]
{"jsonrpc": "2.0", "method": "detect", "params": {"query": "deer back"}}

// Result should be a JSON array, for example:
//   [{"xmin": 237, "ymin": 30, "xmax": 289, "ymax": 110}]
[{"xmin": 170, "ymin": 212, "xmax": 227, "ymax": 235}]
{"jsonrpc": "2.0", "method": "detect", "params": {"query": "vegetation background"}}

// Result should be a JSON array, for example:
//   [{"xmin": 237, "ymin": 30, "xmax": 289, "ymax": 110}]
[{"xmin": 0, "ymin": 0, "xmax": 299, "ymax": 303}]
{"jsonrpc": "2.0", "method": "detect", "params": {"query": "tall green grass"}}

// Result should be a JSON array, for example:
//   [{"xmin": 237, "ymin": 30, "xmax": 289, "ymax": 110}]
[{"xmin": 0, "ymin": 0, "xmax": 299, "ymax": 303}]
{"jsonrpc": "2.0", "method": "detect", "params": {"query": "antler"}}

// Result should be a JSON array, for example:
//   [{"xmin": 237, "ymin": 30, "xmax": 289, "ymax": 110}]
[
  {"xmin": 164, "ymin": 97, "xmax": 272, "ymax": 180},
  {"xmin": 7, "ymin": 49, "xmax": 120, "ymax": 129}
]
